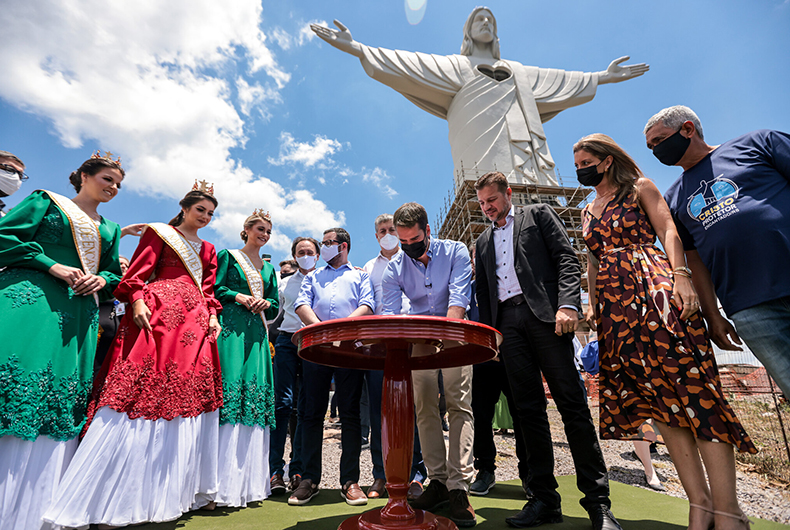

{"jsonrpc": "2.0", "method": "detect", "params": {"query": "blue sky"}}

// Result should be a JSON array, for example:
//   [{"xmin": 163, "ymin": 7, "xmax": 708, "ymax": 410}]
[{"xmin": 1, "ymin": 0, "xmax": 788, "ymax": 267}]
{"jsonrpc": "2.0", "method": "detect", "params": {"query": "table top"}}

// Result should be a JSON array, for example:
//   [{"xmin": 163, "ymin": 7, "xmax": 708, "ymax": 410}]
[{"xmin": 293, "ymin": 315, "xmax": 502, "ymax": 370}]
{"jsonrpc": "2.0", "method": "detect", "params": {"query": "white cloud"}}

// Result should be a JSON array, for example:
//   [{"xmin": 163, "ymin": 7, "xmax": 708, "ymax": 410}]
[
  {"xmin": 0, "ymin": 0, "xmax": 343, "ymax": 251},
  {"xmin": 362, "ymin": 167, "xmax": 398, "ymax": 198},
  {"xmin": 270, "ymin": 20, "xmax": 326, "ymax": 50},
  {"xmin": 268, "ymin": 132, "xmax": 342, "ymax": 168}
]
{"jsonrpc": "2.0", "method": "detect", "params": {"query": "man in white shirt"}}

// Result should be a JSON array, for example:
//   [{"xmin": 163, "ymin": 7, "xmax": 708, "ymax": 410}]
[
  {"xmin": 269, "ymin": 237, "xmax": 320, "ymax": 495},
  {"xmin": 361, "ymin": 214, "xmax": 425, "ymax": 500}
]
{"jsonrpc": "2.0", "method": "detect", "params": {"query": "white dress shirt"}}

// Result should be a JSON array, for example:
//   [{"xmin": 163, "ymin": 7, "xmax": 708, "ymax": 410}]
[
  {"xmin": 278, "ymin": 270, "xmax": 306, "ymax": 333},
  {"xmin": 493, "ymin": 206, "xmax": 524, "ymax": 302},
  {"xmin": 364, "ymin": 250, "xmax": 410, "ymax": 315}
]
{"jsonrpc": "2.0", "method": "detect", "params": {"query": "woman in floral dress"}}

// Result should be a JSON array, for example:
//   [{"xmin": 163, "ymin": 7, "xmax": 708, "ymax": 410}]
[
  {"xmin": 44, "ymin": 185, "xmax": 224, "ymax": 528},
  {"xmin": 214, "ymin": 210, "xmax": 278, "ymax": 506},
  {"xmin": 0, "ymin": 153, "xmax": 124, "ymax": 530},
  {"xmin": 575, "ymin": 134, "xmax": 755, "ymax": 530}
]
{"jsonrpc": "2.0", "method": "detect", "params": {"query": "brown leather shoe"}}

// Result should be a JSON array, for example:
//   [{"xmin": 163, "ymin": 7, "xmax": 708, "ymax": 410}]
[
  {"xmin": 270, "ymin": 473, "xmax": 286, "ymax": 495},
  {"xmin": 410, "ymin": 480, "xmax": 449, "ymax": 511},
  {"xmin": 367, "ymin": 478, "xmax": 387, "ymax": 498},
  {"xmin": 407, "ymin": 481, "xmax": 424, "ymax": 502},
  {"xmin": 341, "ymin": 481, "xmax": 368, "ymax": 506},
  {"xmin": 448, "ymin": 489, "xmax": 476, "ymax": 527},
  {"xmin": 288, "ymin": 474, "xmax": 302, "ymax": 492}
]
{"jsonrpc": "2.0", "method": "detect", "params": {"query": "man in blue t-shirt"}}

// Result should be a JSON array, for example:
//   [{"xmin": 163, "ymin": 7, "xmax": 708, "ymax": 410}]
[{"xmin": 644, "ymin": 105, "xmax": 790, "ymax": 398}]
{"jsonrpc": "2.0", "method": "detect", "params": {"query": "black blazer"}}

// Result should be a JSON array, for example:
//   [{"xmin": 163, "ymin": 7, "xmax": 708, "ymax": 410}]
[{"xmin": 475, "ymin": 204, "xmax": 582, "ymax": 327}]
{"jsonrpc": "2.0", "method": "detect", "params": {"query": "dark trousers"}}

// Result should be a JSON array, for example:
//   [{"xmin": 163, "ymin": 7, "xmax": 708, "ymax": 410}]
[
  {"xmin": 270, "ymin": 332, "xmax": 305, "ymax": 478},
  {"xmin": 301, "ymin": 361, "xmax": 365, "ymax": 486},
  {"xmin": 497, "ymin": 302, "xmax": 610, "ymax": 511},
  {"xmin": 472, "ymin": 360, "xmax": 529, "ymax": 479},
  {"xmin": 365, "ymin": 370, "xmax": 385, "ymax": 480}
]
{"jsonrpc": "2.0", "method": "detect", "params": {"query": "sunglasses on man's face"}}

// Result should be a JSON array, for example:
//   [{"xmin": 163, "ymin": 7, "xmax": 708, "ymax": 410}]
[{"xmin": 0, "ymin": 163, "xmax": 28, "ymax": 180}]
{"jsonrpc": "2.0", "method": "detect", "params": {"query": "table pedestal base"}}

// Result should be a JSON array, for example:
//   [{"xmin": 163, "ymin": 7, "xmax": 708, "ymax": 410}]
[{"xmin": 338, "ymin": 508, "xmax": 458, "ymax": 530}]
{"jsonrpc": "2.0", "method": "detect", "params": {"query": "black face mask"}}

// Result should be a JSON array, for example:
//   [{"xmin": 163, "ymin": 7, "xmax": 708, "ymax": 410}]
[
  {"xmin": 280, "ymin": 271, "xmax": 295, "ymax": 279},
  {"xmin": 652, "ymin": 129, "xmax": 691, "ymax": 166},
  {"xmin": 576, "ymin": 161, "xmax": 605, "ymax": 187},
  {"xmin": 401, "ymin": 234, "xmax": 428, "ymax": 260}
]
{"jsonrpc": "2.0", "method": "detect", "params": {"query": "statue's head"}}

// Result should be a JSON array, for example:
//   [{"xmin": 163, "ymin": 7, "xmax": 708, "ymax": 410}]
[{"xmin": 461, "ymin": 7, "xmax": 500, "ymax": 59}]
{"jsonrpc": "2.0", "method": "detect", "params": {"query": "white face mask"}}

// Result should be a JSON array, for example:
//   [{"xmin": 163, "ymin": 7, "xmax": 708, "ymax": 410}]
[
  {"xmin": 320, "ymin": 243, "xmax": 340, "ymax": 263},
  {"xmin": 295, "ymin": 254, "xmax": 318, "ymax": 270},
  {"xmin": 0, "ymin": 169, "xmax": 22, "ymax": 196},
  {"xmin": 379, "ymin": 233, "xmax": 399, "ymax": 251}
]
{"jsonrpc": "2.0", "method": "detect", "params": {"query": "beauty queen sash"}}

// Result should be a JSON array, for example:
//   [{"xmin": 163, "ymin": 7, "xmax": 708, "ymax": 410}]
[
  {"xmin": 147, "ymin": 222, "xmax": 204, "ymax": 295},
  {"xmin": 229, "ymin": 249, "xmax": 269, "ymax": 327},
  {"xmin": 41, "ymin": 190, "xmax": 101, "ymax": 275}
]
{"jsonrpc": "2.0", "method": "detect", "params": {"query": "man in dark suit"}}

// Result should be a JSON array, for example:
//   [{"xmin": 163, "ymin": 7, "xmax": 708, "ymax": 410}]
[{"xmin": 474, "ymin": 172, "xmax": 620, "ymax": 530}]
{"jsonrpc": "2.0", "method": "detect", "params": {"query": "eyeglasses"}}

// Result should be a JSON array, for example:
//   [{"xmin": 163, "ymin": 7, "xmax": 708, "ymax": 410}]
[
  {"xmin": 0, "ymin": 163, "xmax": 28, "ymax": 180},
  {"xmin": 321, "ymin": 239, "xmax": 341, "ymax": 247}
]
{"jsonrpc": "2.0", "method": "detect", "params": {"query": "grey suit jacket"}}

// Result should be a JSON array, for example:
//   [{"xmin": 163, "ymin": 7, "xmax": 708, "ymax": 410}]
[{"xmin": 475, "ymin": 204, "xmax": 582, "ymax": 327}]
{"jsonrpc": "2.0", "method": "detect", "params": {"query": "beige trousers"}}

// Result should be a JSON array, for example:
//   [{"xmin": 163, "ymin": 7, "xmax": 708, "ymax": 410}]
[{"xmin": 412, "ymin": 365, "xmax": 474, "ymax": 492}]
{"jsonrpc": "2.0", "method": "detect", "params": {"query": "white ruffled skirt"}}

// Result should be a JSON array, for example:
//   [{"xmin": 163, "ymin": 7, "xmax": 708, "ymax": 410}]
[
  {"xmin": 43, "ymin": 406, "xmax": 219, "ymax": 527},
  {"xmin": 215, "ymin": 423, "xmax": 271, "ymax": 507},
  {"xmin": 0, "ymin": 435, "xmax": 77, "ymax": 530}
]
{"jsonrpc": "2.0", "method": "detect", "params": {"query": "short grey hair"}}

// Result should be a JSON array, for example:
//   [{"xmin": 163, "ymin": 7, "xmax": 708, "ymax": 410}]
[
  {"xmin": 374, "ymin": 213, "xmax": 393, "ymax": 230},
  {"xmin": 0, "ymin": 150, "xmax": 24, "ymax": 168},
  {"xmin": 644, "ymin": 105, "xmax": 704, "ymax": 140}
]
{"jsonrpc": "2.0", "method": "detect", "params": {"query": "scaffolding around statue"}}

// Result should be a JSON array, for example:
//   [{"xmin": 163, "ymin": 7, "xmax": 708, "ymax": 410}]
[{"xmin": 435, "ymin": 165, "xmax": 594, "ymax": 292}]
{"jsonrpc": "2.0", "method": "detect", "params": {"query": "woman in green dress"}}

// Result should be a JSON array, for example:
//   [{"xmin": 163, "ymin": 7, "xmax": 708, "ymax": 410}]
[
  {"xmin": 0, "ymin": 152, "xmax": 124, "ymax": 530},
  {"xmin": 214, "ymin": 210, "xmax": 278, "ymax": 506}
]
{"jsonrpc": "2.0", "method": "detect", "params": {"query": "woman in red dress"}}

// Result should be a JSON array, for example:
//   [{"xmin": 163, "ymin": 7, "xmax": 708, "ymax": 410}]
[
  {"xmin": 44, "ymin": 186, "xmax": 224, "ymax": 528},
  {"xmin": 576, "ymin": 134, "xmax": 755, "ymax": 530}
]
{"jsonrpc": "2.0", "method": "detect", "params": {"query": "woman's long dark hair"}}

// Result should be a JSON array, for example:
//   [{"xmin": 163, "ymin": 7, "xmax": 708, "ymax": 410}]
[
  {"xmin": 168, "ymin": 190, "xmax": 218, "ymax": 226},
  {"xmin": 69, "ymin": 158, "xmax": 125, "ymax": 192}
]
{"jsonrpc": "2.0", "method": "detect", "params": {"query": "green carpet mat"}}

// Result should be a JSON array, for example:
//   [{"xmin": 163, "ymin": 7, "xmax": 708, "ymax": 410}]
[{"xmin": 136, "ymin": 477, "xmax": 787, "ymax": 529}]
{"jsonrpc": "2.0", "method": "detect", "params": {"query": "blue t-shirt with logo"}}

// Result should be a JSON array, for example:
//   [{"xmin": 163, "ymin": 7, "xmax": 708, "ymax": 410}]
[{"xmin": 663, "ymin": 129, "xmax": 790, "ymax": 315}]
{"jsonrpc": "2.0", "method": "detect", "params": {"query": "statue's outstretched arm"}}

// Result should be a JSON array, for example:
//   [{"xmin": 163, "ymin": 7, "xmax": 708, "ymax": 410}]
[
  {"xmin": 596, "ymin": 56, "xmax": 649, "ymax": 85},
  {"xmin": 310, "ymin": 20, "xmax": 364, "ymax": 58}
]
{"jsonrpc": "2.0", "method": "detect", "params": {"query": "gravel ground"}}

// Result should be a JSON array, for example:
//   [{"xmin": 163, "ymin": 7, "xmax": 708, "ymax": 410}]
[{"xmin": 303, "ymin": 400, "xmax": 790, "ymax": 525}]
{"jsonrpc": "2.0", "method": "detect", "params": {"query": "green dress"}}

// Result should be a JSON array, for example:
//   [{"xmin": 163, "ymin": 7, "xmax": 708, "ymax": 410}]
[
  {"xmin": 0, "ymin": 191, "xmax": 122, "ymax": 441},
  {"xmin": 214, "ymin": 250, "xmax": 278, "ymax": 429}
]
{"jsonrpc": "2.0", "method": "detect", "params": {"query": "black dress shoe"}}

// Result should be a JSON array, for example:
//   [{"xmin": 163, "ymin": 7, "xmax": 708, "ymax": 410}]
[
  {"xmin": 586, "ymin": 504, "xmax": 623, "ymax": 530},
  {"xmin": 505, "ymin": 498, "xmax": 563, "ymax": 528}
]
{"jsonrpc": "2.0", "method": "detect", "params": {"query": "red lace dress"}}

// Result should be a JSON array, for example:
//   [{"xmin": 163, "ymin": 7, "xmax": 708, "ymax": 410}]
[
  {"xmin": 88, "ymin": 227, "xmax": 223, "ymax": 422},
  {"xmin": 43, "ymin": 227, "xmax": 225, "ymax": 527}
]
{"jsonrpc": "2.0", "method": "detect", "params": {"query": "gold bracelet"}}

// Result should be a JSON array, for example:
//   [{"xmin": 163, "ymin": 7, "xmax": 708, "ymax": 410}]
[
  {"xmin": 674, "ymin": 270, "xmax": 692, "ymax": 278},
  {"xmin": 673, "ymin": 266, "xmax": 692, "ymax": 277}
]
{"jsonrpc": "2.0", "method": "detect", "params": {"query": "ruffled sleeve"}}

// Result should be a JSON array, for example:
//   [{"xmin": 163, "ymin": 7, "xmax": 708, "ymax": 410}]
[
  {"xmin": 213, "ymin": 249, "xmax": 240, "ymax": 305},
  {"xmin": 96, "ymin": 220, "xmax": 123, "ymax": 301},
  {"xmin": 0, "ymin": 191, "xmax": 59, "ymax": 271},
  {"xmin": 113, "ymin": 225, "xmax": 165, "ymax": 304},
  {"xmin": 261, "ymin": 260, "xmax": 279, "ymax": 322},
  {"xmin": 201, "ymin": 241, "xmax": 222, "ymax": 316}
]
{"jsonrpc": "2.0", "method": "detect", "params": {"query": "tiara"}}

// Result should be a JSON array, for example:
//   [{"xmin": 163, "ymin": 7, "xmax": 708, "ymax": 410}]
[
  {"xmin": 192, "ymin": 179, "xmax": 215, "ymax": 196},
  {"xmin": 91, "ymin": 149, "xmax": 122, "ymax": 167},
  {"xmin": 253, "ymin": 208, "xmax": 272, "ymax": 222}
]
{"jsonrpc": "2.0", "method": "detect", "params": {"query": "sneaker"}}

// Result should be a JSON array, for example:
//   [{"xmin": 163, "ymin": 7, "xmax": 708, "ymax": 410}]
[
  {"xmin": 441, "ymin": 416, "xmax": 450, "ymax": 432},
  {"xmin": 407, "ymin": 480, "xmax": 424, "ymax": 501},
  {"xmin": 288, "ymin": 478, "xmax": 319, "ymax": 506},
  {"xmin": 270, "ymin": 473, "xmax": 286, "ymax": 495},
  {"xmin": 361, "ymin": 438, "xmax": 371, "ymax": 450},
  {"xmin": 448, "ymin": 489, "xmax": 476, "ymax": 527},
  {"xmin": 288, "ymin": 474, "xmax": 302, "ymax": 492},
  {"xmin": 410, "ymin": 480, "xmax": 449, "ymax": 511},
  {"xmin": 469, "ymin": 470, "xmax": 496, "ymax": 496},
  {"xmin": 341, "ymin": 481, "xmax": 368, "ymax": 506}
]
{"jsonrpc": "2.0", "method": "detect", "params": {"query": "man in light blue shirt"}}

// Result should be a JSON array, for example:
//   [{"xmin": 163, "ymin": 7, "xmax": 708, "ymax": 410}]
[
  {"xmin": 381, "ymin": 202, "xmax": 476, "ymax": 528},
  {"xmin": 289, "ymin": 227, "xmax": 374, "ymax": 507}
]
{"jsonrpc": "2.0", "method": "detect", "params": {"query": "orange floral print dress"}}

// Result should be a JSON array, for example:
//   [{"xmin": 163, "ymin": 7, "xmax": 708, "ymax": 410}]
[{"xmin": 582, "ymin": 192, "xmax": 756, "ymax": 453}]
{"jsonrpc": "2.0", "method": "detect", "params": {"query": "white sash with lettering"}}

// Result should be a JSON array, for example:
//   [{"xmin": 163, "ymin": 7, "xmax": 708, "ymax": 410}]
[
  {"xmin": 147, "ymin": 222, "xmax": 204, "ymax": 295},
  {"xmin": 229, "ymin": 249, "xmax": 268, "ymax": 328},
  {"xmin": 41, "ymin": 190, "xmax": 101, "ymax": 275}
]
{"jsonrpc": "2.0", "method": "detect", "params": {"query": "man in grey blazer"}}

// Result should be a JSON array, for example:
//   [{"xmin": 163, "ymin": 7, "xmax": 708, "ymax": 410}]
[{"xmin": 474, "ymin": 172, "xmax": 620, "ymax": 530}]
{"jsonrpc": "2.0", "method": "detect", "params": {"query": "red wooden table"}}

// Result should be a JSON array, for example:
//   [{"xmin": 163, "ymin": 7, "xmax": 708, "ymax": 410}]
[{"xmin": 294, "ymin": 315, "xmax": 502, "ymax": 530}]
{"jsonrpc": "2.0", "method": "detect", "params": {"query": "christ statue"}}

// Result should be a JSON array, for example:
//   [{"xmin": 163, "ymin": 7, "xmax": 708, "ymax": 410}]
[{"xmin": 311, "ymin": 7, "xmax": 649, "ymax": 186}]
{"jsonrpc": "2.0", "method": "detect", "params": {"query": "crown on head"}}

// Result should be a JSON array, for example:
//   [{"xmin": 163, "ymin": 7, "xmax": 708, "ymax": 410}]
[
  {"xmin": 192, "ymin": 179, "xmax": 215, "ymax": 196},
  {"xmin": 91, "ymin": 149, "xmax": 122, "ymax": 168},
  {"xmin": 253, "ymin": 208, "xmax": 272, "ymax": 222}
]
